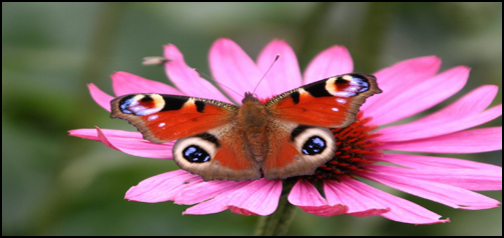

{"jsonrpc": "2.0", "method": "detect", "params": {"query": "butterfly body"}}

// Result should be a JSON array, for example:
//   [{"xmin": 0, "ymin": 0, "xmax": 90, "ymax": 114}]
[{"xmin": 111, "ymin": 73, "xmax": 381, "ymax": 181}]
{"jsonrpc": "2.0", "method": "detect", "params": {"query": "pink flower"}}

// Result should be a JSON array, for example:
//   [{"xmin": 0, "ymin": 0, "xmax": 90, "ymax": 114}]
[{"xmin": 69, "ymin": 38, "xmax": 502, "ymax": 224}]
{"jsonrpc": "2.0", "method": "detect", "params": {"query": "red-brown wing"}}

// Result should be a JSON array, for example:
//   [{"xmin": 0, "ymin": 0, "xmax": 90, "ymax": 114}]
[
  {"xmin": 266, "ymin": 73, "xmax": 381, "ymax": 128},
  {"xmin": 261, "ymin": 122, "xmax": 336, "ymax": 179},
  {"xmin": 172, "ymin": 123, "xmax": 337, "ymax": 181},
  {"xmin": 172, "ymin": 126, "xmax": 261, "ymax": 181},
  {"xmin": 110, "ymin": 94, "xmax": 238, "ymax": 143}
]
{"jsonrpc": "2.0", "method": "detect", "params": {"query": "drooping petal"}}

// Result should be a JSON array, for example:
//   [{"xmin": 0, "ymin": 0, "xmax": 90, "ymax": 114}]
[
  {"xmin": 362, "ymin": 56, "xmax": 442, "ymax": 123},
  {"xmin": 112, "ymin": 71, "xmax": 181, "ymax": 96},
  {"xmin": 323, "ymin": 179, "xmax": 390, "ymax": 217},
  {"xmin": 377, "ymin": 153, "xmax": 501, "ymax": 170},
  {"xmin": 379, "ymin": 127, "xmax": 502, "ymax": 153},
  {"xmin": 288, "ymin": 179, "xmax": 349, "ymax": 216},
  {"xmin": 183, "ymin": 179, "xmax": 282, "ymax": 216},
  {"xmin": 361, "ymin": 165, "xmax": 501, "ymax": 210},
  {"xmin": 331, "ymin": 179, "xmax": 448, "ymax": 224},
  {"xmin": 379, "ymin": 104, "xmax": 502, "ymax": 142},
  {"xmin": 164, "ymin": 44, "xmax": 231, "ymax": 103},
  {"xmin": 69, "ymin": 128, "xmax": 142, "ymax": 141},
  {"xmin": 174, "ymin": 180, "xmax": 250, "ymax": 205},
  {"xmin": 70, "ymin": 127, "xmax": 174, "ymax": 159},
  {"xmin": 366, "ymin": 157, "xmax": 502, "ymax": 191},
  {"xmin": 96, "ymin": 127, "xmax": 174, "ymax": 159},
  {"xmin": 378, "ymin": 195, "xmax": 449, "ymax": 224},
  {"xmin": 125, "ymin": 170, "xmax": 203, "ymax": 203},
  {"xmin": 303, "ymin": 45, "xmax": 353, "ymax": 84},
  {"xmin": 256, "ymin": 39, "xmax": 303, "ymax": 95},
  {"xmin": 377, "ymin": 85, "xmax": 502, "ymax": 142},
  {"xmin": 209, "ymin": 38, "xmax": 267, "ymax": 101},
  {"xmin": 407, "ymin": 85, "xmax": 499, "ymax": 123},
  {"xmin": 288, "ymin": 179, "xmax": 327, "ymax": 206},
  {"xmin": 365, "ymin": 66, "xmax": 469, "ymax": 126},
  {"xmin": 88, "ymin": 83, "xmax": 114, "ymax": 111}
]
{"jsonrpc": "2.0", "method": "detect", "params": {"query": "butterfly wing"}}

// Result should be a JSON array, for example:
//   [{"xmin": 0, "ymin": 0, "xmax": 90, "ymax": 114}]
[
  {"xmin": 172, "ymin": 126, "xmax": 261, "ymax": 181},
  {"xmin": 110, "ymin": 73, "xmax": 381, "ymax": 182},
  {"xmin": 261, "ymin": 122, "xmax": 337, "ymax": 179},
  {"xmin": 110, "ymin": 93, "xmax": 238, "ymax": 143},
  {"xmin": 111, "ymin": 93, "xmax": 261, "ymax": 181},
  {"xmin": 260, "ymin": 74, "xmax": 381, "ymax": 179},
  {"xmin": 266, "ymin": 73, "xmax": 381, "ymax": 128}
]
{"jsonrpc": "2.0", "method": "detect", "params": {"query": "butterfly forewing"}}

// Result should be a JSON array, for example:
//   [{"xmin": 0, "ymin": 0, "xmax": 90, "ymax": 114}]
[
  {"xmin": 266, "ymin": 73, "xmax": 381, "ymax": 128},
  {"xmin": 110, "ymin": 93, "xmax": 237, "ymax": 143}
]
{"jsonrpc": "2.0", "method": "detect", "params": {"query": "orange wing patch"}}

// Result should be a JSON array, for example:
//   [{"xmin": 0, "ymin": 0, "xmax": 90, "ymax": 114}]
[{"xmin": 270, "ymin": 92, "xmax": 355, "ymax": 128}]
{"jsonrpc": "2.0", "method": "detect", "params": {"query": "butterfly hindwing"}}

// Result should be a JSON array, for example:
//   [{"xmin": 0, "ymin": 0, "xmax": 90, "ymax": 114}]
[
  {"xmin": 172, "ymin": 126, "xmax": 261, "ymax": 181},
  {"xmin": 266, "ymin": 73, "xmax": 381, "ymax": 128},
  {"xmin": 172, "ymin": 117, "xmax": 337, "ymax": 181},
  {"xmin": 261, "ymin": 122, "xmax": 337, "ymax": 179}
]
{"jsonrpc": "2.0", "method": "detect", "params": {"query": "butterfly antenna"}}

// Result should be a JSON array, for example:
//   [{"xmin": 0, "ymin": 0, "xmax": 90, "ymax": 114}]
[
  {"xmin": 194, "ymin": 69, "xmax": 243, "ymax": 98},
  {"xmin": 252, "ymin": 54, "xmax": 280, "ymax": 94}
]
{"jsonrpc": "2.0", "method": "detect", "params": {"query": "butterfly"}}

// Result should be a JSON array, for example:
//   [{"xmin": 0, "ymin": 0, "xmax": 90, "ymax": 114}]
[{"xmin": 110, "ymin": 73, "xmax": 381, "ymax": 181}]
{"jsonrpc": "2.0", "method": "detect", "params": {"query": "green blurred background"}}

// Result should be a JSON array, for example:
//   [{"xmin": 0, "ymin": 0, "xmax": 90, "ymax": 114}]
[{"xmin": 2, "ymin": 2, "xmax": 502, "ymax": 235}]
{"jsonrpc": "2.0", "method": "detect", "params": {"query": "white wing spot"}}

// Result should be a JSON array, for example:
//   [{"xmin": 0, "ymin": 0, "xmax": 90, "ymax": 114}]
[
  {"xmin": 158, "ymin": 122, "xmax": 166, "ymax": 127},
  {"xmin": 337, "ymin": 98, "xmax": 347, "ymax": 104},
  {"xmin": 331, "ymin": 108, "xmax": 339, "ymax": 111},
  {"xmin": 347, "ymin": 86, "xmax": 359, "ymax": 92},
  {"xmin": 148, "ymin": 115, "xmax": 159, "ymax": 121}
]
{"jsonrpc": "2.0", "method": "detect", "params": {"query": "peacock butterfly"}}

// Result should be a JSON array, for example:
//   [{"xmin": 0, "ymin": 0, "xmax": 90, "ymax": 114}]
[{"xmin": 110, "ymin": 73, "xmax": 381, "ymax": 181}]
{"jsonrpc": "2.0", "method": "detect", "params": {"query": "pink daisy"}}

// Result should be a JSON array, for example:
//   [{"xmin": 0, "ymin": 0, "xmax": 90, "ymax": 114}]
[{"xmin": 69, "ymin": 38, "xmax": 502, "ymax": 224}]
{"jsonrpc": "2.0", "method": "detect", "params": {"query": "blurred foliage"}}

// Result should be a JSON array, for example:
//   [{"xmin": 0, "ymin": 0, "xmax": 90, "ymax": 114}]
[{"xmin": 2, "ymin": 2, "xmax": 502, "ymax": 235}]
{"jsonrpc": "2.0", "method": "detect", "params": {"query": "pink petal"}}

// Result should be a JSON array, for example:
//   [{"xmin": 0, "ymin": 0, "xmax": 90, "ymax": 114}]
[
  {"xmin": 256, "ymin": 39, "xmax": 302, "ymax": 95},
  {"xmin": 96, "ymin": 127, "xmax": 120, "ymax": 150},
  {"xmin": 163, "ymin": 44, "xmax": 231, "ymax": 102},
  {"xmin": 182, "ymin": 191, "xmax": 237, "ymax": 215},
  {"xmin": 365, "ymin": 66, "xmax": 469, "ymax": 126},
  {"xmin": 69, "ymin": 128, "xmax": 142, "ymax": 141},
  {"xmin": 377, "ymin": 85, "xmax": 501, "ymax": 142},
  {"xmin": 174, "ymin": 180, "xmax": 250, "ymax": 205},
  {"xmin": 377, "ymin": 153, "xmax": 502, "ymax": 170},
  {"xmin": 112, "ymin": 71, "xmax": 181, "ymax": 96},
  {"xmin": 125, "ymin": 170, "xmax": 203, "ymax": 203},
  {"xmin": 361, "ymin": 165, "xmax": 501, "ymax": 210},
  {"xmin": 209, "ymin": 38, "xmax": 267, "ymax": 101},
  {"xmin": 368, "ymin": 156, "xmax": 502, "ymax": 191},
  {"xmin": 88, "ymin": 83, "xmax": 114, "ymax": 111},
  {"xmin": 303, "ymin": 45, "xmax": 353, "ymax": 84},
  {"xmin": 70, "ymin": 127, "xmax": 174, "ymax": 159},
  {"xmin": 417, "ymin": 85, "xmax": 499, "ymax": 121},
  {"xmin": 323, "ymin": 179, "xmax": 390, "ymax": 217},
  {"xmin": 378, "ymin": 104, "xmax": 501, "ymax": 142},
  {"xmin": 288, "ymin": 179, "xmax": 327, "ymax": 206},
  {"xmin": 407, "ymin": 168, "xmax": 502, "ymax": 191},
  {"xmin": 288, "ymin": 179, "xmax": 349, "ymax": 216},
  {"xmin": 229, "ymin": 207, "xmax": 259, "ymax": 216},
  {"xmin": 362, "ymin": 56, "xmax": 442, "ymax": 122},
  {"xmin": 330, "ymin": 179, "xmax": 448, "ymax": 224},
  {"xmin": 379, "ymin": 127, "xmax": 502, "ymax": 153},
  {"xmin": 183, "ymin": 179, "xmax": 282, "ymax": 216},
  {"xmin": 379, "ymin": 196, "xmax": 449, "ymax": 224}
]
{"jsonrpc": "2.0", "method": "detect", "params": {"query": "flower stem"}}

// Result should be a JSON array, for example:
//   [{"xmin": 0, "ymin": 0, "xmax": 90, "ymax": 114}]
[{"xmin": 254, "ymin": 196, "xmax": 297, "ymax": 236}]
